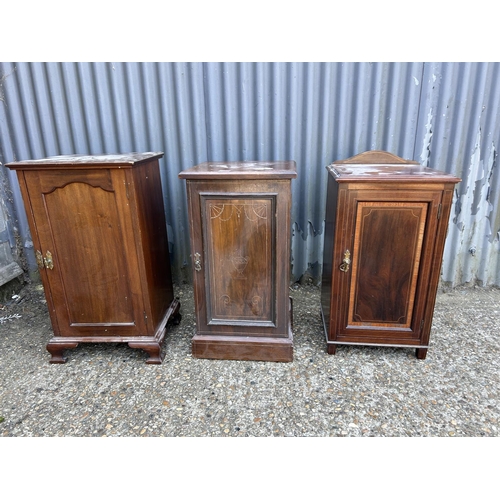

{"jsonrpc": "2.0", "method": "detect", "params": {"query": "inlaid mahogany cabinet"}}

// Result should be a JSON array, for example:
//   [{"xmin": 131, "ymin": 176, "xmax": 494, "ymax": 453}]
[
  {"xmin": 179, "ymin": 161, "xmax": 297, "ymax": 362},
  {"xmin": 7, "ymin": 152, "xmax": 180, "ymax": 364},
  {"xmin": 321, "ymin": 151, "xmax": 460, "ymax": 359}
]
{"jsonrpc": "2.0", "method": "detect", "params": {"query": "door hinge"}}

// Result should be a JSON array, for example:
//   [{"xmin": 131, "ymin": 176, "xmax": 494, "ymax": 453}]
[
  {"xmin": 36, "ymin": 250, "xmax": 45, "ymax": 269},
  {"xmin": 437, "ymin": 203, "xmax": 442, "ymax": 220},
  {"xmin": 36, "ymin": 249, "xmax": 54, "ymax": 270},
  {"xmin": 420, "ymin": 319, "xmax": 425, "ymax": 331}
]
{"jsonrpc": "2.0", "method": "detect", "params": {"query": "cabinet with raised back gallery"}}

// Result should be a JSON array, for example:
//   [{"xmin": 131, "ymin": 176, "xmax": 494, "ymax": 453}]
[
  {"xmin": 7, "ymin": 152, "xmax": 180, "ymax": 364},
  {"xmin": 179, "ymin": 160, "xmax": 297, "ymax": 362},
  {"xmin": 321, "ymin": 151, "xmax": 460, "ymax": 359}
]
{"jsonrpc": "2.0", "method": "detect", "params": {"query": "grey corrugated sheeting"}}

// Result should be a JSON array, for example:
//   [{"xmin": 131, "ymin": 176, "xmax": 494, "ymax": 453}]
[
  {"xmin": 415, "ymin": 63, "xmax": 500, "ymax": 286},
  {"xmin": 0, "ymin": 163, "xmax": 23, "ymax": 286},
  {"xmin": 0, "ymin": 62, "xmax": 499, "ymax": 286}
]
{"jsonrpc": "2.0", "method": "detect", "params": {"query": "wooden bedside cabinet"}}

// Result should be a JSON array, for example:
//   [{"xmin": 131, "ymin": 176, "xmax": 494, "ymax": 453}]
[
  {"xmin": 179, "ymin": 161, "xmax": 297, "ymax": 362},
  {"xmin": 321, "ymin": 151, "xmax": 460, "ymax": 359},
  {"xmin": 7, "ymin": 152, "xmax": 180, "ymax": 364}
]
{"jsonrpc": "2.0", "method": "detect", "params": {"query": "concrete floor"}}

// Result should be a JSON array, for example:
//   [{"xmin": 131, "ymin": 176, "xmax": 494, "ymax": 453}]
[
  {"xmin": 1, "ymin": 281, "xmax": 498, "ymax": 438},
  {"xmin": 1, "ymin": 280, "xmax": 498, "ymax": 497}
]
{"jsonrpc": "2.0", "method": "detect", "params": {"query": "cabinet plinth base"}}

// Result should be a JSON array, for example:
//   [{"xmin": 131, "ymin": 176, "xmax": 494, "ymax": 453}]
[
  {"xmin": 192, "ymin": 333, "xmax": 293, "ymax": 362},
  {"xmin": 326, "ymin": 341, "xmax": 429, "ymax": 359},
  {"xmin": 45, "ymin": 299, "xmax": 181, "ymax": 364},
  {"xmin": 192, "ymin": 302, "xmax": 293, "ymax": 362}
]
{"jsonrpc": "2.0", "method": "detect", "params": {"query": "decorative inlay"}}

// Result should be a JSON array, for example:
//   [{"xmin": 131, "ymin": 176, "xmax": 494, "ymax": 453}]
[
  {"xmin": 209, "ymin": 201, "xmax": 268, "ymax": 281},
  {"xmin": 220, "ymin": 295, "xmax": 231, "ymax": 308},
  {"xmin": 251, "ymin": 295, "xmax": 262, "ymax": 316},
  {"xmin": 230, "ymin": 253, "xmax": 249, "ymax": 279},
  {"xmin": 206, "ymin": 197, "xmax": 273, "ymax": 322},
  {"xmin": 210, "ymin": 203, "xmax": 268, "ymax": 222}
]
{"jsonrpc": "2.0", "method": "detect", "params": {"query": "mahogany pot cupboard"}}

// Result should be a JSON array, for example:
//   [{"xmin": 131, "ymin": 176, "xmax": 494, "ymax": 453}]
[
  {"xmin": 7, "ymin": 152, "xmax": 180, "ymax": 364},
  {"xmin": 320, "ymin": 151, "xmax": 460, "ymax": 359},
  {"xmin": 179, "ymin": 161, "xmax": 297, "ymax": 362},
  {"xmin": 6, "ymin": 149, "xmax": 460, "ymax": 365}
]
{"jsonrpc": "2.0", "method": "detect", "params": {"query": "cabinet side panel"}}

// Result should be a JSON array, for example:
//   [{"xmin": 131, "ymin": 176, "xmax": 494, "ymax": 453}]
[
  {"xmin": 321, "ymin": 175, "xmax": 339, "ymax": 330},
  {"xmin": 420, "ymin": 186, "xmax": 456, "ymax": 345},
  {"xmin": 132, "ymin": 160, "xmax": 174, "ymax": 328}
]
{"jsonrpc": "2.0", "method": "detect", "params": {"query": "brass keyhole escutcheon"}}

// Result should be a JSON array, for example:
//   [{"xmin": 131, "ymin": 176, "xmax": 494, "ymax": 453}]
[
  {"xmin": 339, "ymin": 250, "xmax": 351, "ymax": 273},
  {"xmin": 194, "ymin": 252, "xmax": 202, "ymax": 272}
]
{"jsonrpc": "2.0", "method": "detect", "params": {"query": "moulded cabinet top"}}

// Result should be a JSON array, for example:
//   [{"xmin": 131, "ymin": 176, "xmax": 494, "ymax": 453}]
[
  {"xmin": 6, "ymin": 152, "xmax": 164, "ymax": 170},
  {"xmin": 178, "ymin": 160, "xmax": 297, "ymax": 180},
  {"xmin": 326, "ymin": 150, "xmax": 461, "ymax": 184}
]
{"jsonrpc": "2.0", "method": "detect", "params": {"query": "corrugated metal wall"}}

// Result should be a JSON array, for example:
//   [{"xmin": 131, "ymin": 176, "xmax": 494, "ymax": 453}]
[{"xmin": 0, "ymin": 62, "xmax": 499, "ymax": 286}]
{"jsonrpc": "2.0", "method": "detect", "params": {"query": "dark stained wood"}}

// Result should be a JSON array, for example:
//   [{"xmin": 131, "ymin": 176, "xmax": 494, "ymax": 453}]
[
  {"xmin": 326, "ymin": 344, "xmax": 337, "ymax": 355},
  {"xmin": 23, "ymin": 169, "xmax": 143, "ymax": 333},
  {"xmin": 180, "ymin": 161, "xmax": 297, "ymax": 362},
  {"xmin": 6, "ymin": 152, "xmax": 180, "ymax": 364},
  {"xmin": 320, "ymin": 174, "xmax": 339, "ymax": 331},
  {"xmin": 321, "ymin": 151, "xmax": 460, "ymax": 358},
  {"xmin": 191, "ymin": 299, "xmax": 294, "ymax": 361},
  {"xmin": 8, "ymin": 152, "xmax": 163, "ymax": 169},
  {"xmin": 178, "ymin": 160, "xmax": 297, "ymax": 180},
  {"xmin": 46, "ymin": 342, "xmax": 79, "ymax": 364},
  {"xmin": 328, "ymin": 151, "xmax": 457, "ymax": 184},
  {"xmin": 131, "ymin": 160, "xmax": 175, "ymax": 329},
  {"xmin": 416, "ymin": 348, "xmax": 428, "ymax": 360},
  {"xmin": 349, "ymin": 201, "xmax": 427, "ymax": 327},
  {"xmin": 205, "ymin": 196, "xmax": 274, "ymax": 322},
  {"xmin": 335, "ymin": 150, "xmax": 419, "ymax": 165},
  {"xmin": 192, "ymin": 334, "xmax": 293, "ymax": 362}
]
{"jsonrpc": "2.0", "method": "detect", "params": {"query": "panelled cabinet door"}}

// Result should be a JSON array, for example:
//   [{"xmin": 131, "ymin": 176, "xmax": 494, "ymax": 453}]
[
  {"xmin": 187, "ymin": 178, "xmax": 291, "ymax": 338},
  {"xmin": 336, "ymin": 190, "xmax": 442, "ymax": 344},
  {"xmin": 24, "ymin": 169, "xmax": 146, "ymax": 337},
  {"xmin": 201, "ymin": 193, "xmax": 276, "ymax": 328}
]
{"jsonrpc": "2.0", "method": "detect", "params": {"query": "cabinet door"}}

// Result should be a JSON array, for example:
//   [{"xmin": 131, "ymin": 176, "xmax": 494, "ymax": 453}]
[
  {"xmin": 335, "ymin": 189, "xmax": 442, "ymax": 344},
  {"xmin": 24, "ymin": 169, "xmax": 146, "ymax": 337},
  {"xmin": 188, "ymin": 180, "xmax": 290, "ymax": 337}
]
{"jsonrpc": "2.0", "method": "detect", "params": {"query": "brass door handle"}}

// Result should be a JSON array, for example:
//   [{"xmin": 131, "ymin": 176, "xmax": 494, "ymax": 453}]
[
  {"xmin": 339, "ymin": 250, "xmax": 351, "ymax": 272},
  {"xmin": 194, "ymin": 252, "xmax": 202, "ymax": 272}
]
